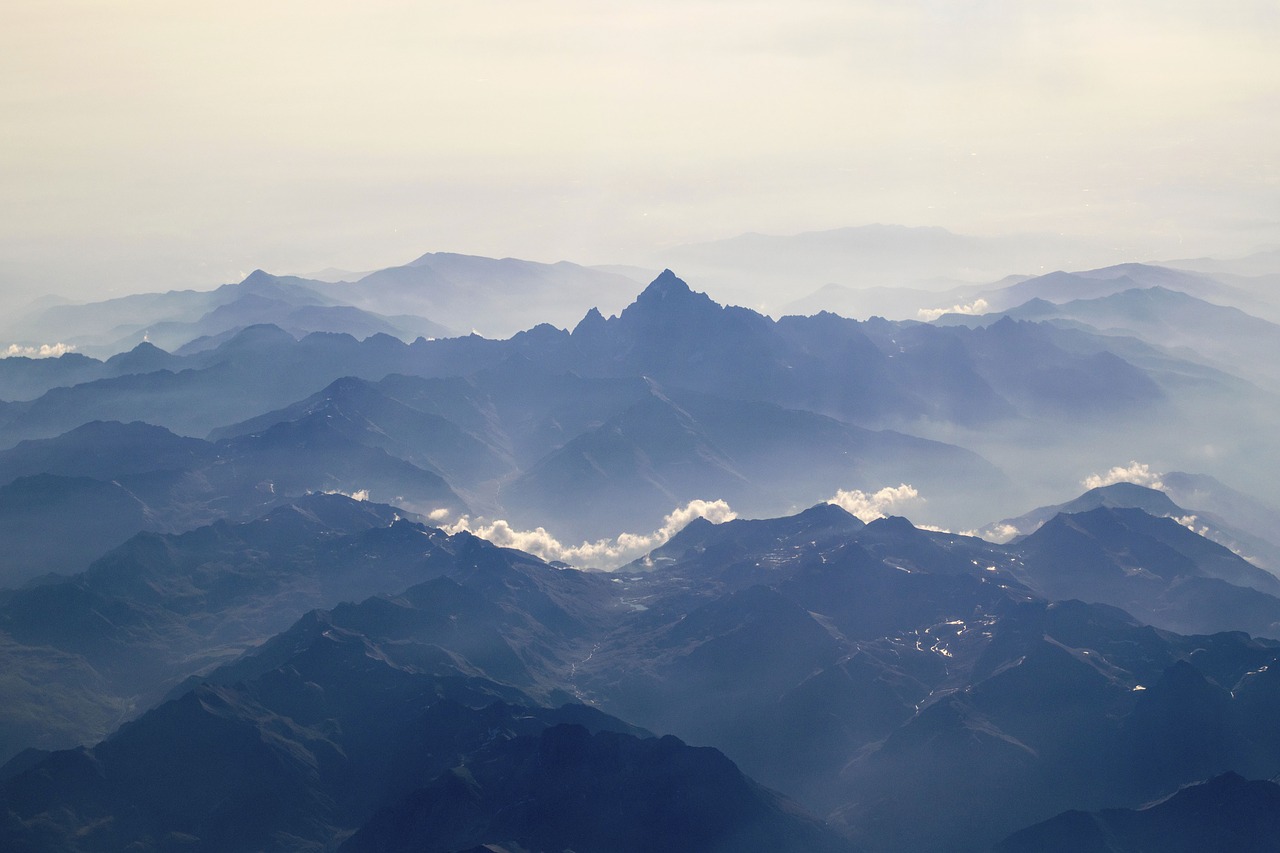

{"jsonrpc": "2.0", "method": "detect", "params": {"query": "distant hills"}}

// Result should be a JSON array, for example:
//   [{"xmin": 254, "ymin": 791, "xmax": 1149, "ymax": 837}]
[
  {"xmin": 789, "ymin": 260, "xmax": 1280, "ymax": 325},
  {"xmin": 2, "ymin": 254, "xmax": 641, "ymax": 357}
]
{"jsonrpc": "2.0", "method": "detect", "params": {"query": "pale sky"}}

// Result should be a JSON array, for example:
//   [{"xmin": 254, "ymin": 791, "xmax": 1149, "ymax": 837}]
[{"xmin": 2, "ymin": 0, "xmax": 1277, "ymax": 303}]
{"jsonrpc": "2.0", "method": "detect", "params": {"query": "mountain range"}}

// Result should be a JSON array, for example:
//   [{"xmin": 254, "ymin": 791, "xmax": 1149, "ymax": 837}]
[
  {"xmin": 0, "ymin": 269, "xmax": 1211, "ymax": 537},
  {"xmin": 6, "ymin": 493, "xmax": 1280, "ymax": 851},
  {"xmin": 3, "ymin": 251, "xmax": 1280, "ymax": 851},
  {"xmin": 3, "ymin": 254, "xmax": 643, "ymax": 357}
]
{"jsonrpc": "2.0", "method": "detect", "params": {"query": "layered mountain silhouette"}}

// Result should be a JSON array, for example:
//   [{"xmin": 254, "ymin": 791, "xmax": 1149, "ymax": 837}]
[
  {"xmin": 3, "ymin": 254, "xmax": 641, "ymax": 357},
  {"xmin": 4, "ymin": 261, "xmax": 1280, "ymax": 852},
  {"xmin": 5, "ymin": 494, "xmax": 1280, "ymax": 851},
  {"xmin": 0, "ymin": 499, "xmax": 858, "ymax": 853},
  {"xmin": 942, "ymin": 284, "xmax": 1280, "ymax": 390},
  {"xmin": 0, "ymin": 495, "xmax": 512, "ymax": 761},
  {"xmin": 6, "ymin": 268, "xmax": 1268, "ymax": 538},
  {"xmin": 0, "ymin": 419, "xmax": 465, "ymax": 587},
  {"xmin": 6, "ymin": 269, "xmax": 451, "ymax": 357},
  {"xmin": 0, "ymin": 271, "xmax": 1185, "ymax": 442}
]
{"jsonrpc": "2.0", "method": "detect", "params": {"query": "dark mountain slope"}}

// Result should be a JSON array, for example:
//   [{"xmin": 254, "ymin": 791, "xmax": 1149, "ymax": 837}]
[
  {"xmin": 0, "ymin": 420, "xmax": 217, "ymax": 484},
  {"xmin": 0, "ymin": 417, "xmax": 467, "ymax": 587},
  {"xmin": 997, "ymin": 772, "xmax": 1280, "ymax": 853},
  {"xmin": 343, "ymin": 723, "xmax": 859, "ymax": 853},
  {"xmin": 1014, "ymin": 506, "xmax": 1280, "ymax": 636},
  {"xmin": 0, "ymin": 495, "xmax": 591, "ymax": 763},
  {"xmin": 987, "ymin": 480, "xmax": 1280, "ymax": 574},
  {"xmin": 0, "ymin": 565, "xmax": 851, "ymax": 853},
  {"xmin": 0, "ymin": 474, "xmax": 153, "ymax": 583},
  {"xmin": 6, "ymin": 500, "xmax": 1280, "ymax": 851},
  {"xmin": 210, "ymin": 375, "xmax": 513, "ymax": 487}
]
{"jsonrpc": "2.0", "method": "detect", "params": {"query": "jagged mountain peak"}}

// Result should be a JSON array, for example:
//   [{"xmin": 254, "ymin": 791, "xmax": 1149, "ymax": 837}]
[
  {"xmin": 630, "ymin": 270, "xmax": 715, "ymax": 311},
  {"xmin": 571, "ymin": 305, "xmax": 608, "ymax": 337}
]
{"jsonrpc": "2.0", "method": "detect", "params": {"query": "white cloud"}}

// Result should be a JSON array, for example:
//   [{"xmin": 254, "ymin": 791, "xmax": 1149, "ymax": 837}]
[
  {"xmin": 322, "ymin": 487, "xmax": 369, "ymax": 501},
  {"xmin": 442, "ymin": 498, "xmax": 737, "ymax": 569},
  {"xmin": 1082, "ymin": 461, "xmax": 1164, "ymax": 491},
  {"xmin": 917, "ymin": 298, "xmax": 988, "ymax": 322},
  {"xmin": 826, "ymin": 484, "xmax": 921, "ymax": 522},
  {"xmin": 915, "ymin": 523, "xmax": 949, "ymax": 533},
  {"xmin": 1174, "ymin": 514, "xmax": 1209, "ymax": 536},
  {"xmin": 3, "ymin": 342, "xmax": 76, "ymax": 358},
  {"xmin": 982, "ymin": 522, "xmax": 1021, "ymax": 544}
]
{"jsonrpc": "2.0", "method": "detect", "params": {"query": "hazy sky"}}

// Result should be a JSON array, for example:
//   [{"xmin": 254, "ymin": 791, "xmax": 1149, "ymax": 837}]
[{"xmin": 2, "ymin": 0, "xmax": 1277, "ymax": 303}]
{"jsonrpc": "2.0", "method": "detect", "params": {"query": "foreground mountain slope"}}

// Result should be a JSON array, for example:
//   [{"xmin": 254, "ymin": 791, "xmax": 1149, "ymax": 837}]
[
  {"xmin": 341, "ymin": 722, "xmax": 858, "ymax": 853},
  {"xmin": 0, "ymin": 495, "xmax": 576, "ymax": 762},
  {"xmin": 0, "ymin": 549, "xmax": 856, "ymax": 853},
  {"xmin": 6, "ymin": 498, "xmax": 1280, "ymax": 851},
  {"xmin": 996, "ymin": 773, "xmax": 1280, "ymax": 853}
]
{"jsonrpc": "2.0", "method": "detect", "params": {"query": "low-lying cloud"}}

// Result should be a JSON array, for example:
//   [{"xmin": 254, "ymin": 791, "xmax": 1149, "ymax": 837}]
[
  {"xmin": 826, "ymin": 484, "xmax": 921, "ymax": 522},
  {"xmin": 435, "ymin": 485, "xmax": 922, "ymax": 569},
  {"xmin": 322, "ymin": 487, "xmax": 370, "ymax": 501},
  {"xmin": 439, "ymin": 498, "xmax": 738, "ymax": 569},
  {"xmin": 3, "ymin": 342, "xmax": 76, "ymax": 358},
  {"xmin": 917, "ymin": 298, "xmax": 989, "ymax": 322},
  {"xmin": 981, "ymin": 522, "xmax": 1022, "ymax": 544},
  {"xmin": 1082, "ymin": 461, "xmax": 1164, "ymax": 491}
]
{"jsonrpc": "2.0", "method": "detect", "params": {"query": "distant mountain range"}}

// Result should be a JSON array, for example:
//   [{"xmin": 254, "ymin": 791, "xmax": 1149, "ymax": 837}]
[
  {"xmin": 789, "ymin": 260, "xmax": 1280, "ymax": 325},
  {"xmin": 937, "ymin": 283, "xmax": 1280, "ymax": 390},
  {"xmin": 3, "ymin": 254, "xmax": 642, "ymax": 357},
  {"xmin": 4, "ymin": 270, "xmax": 1240, "ymax": 537}
]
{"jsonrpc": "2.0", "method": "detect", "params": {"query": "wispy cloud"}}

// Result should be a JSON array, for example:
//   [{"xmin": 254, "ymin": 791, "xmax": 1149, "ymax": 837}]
[
  {"xmin": 1082, "ymin": 461, "xmax": 1164, "ymax": 491},
  {"xmin": 917, "ymin": 298, "xmax": 988, "ymax": 322},
  {"xmin": 826, "ymin": 484, "xmax": 921, "ymax": 521},
  {"xmin": 3, "ymin": 342, "xmax": 76, "ymax": 358},
  {"xmin": 438, "ymin": 498, "xmax": 738, "ymax": 569}
]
